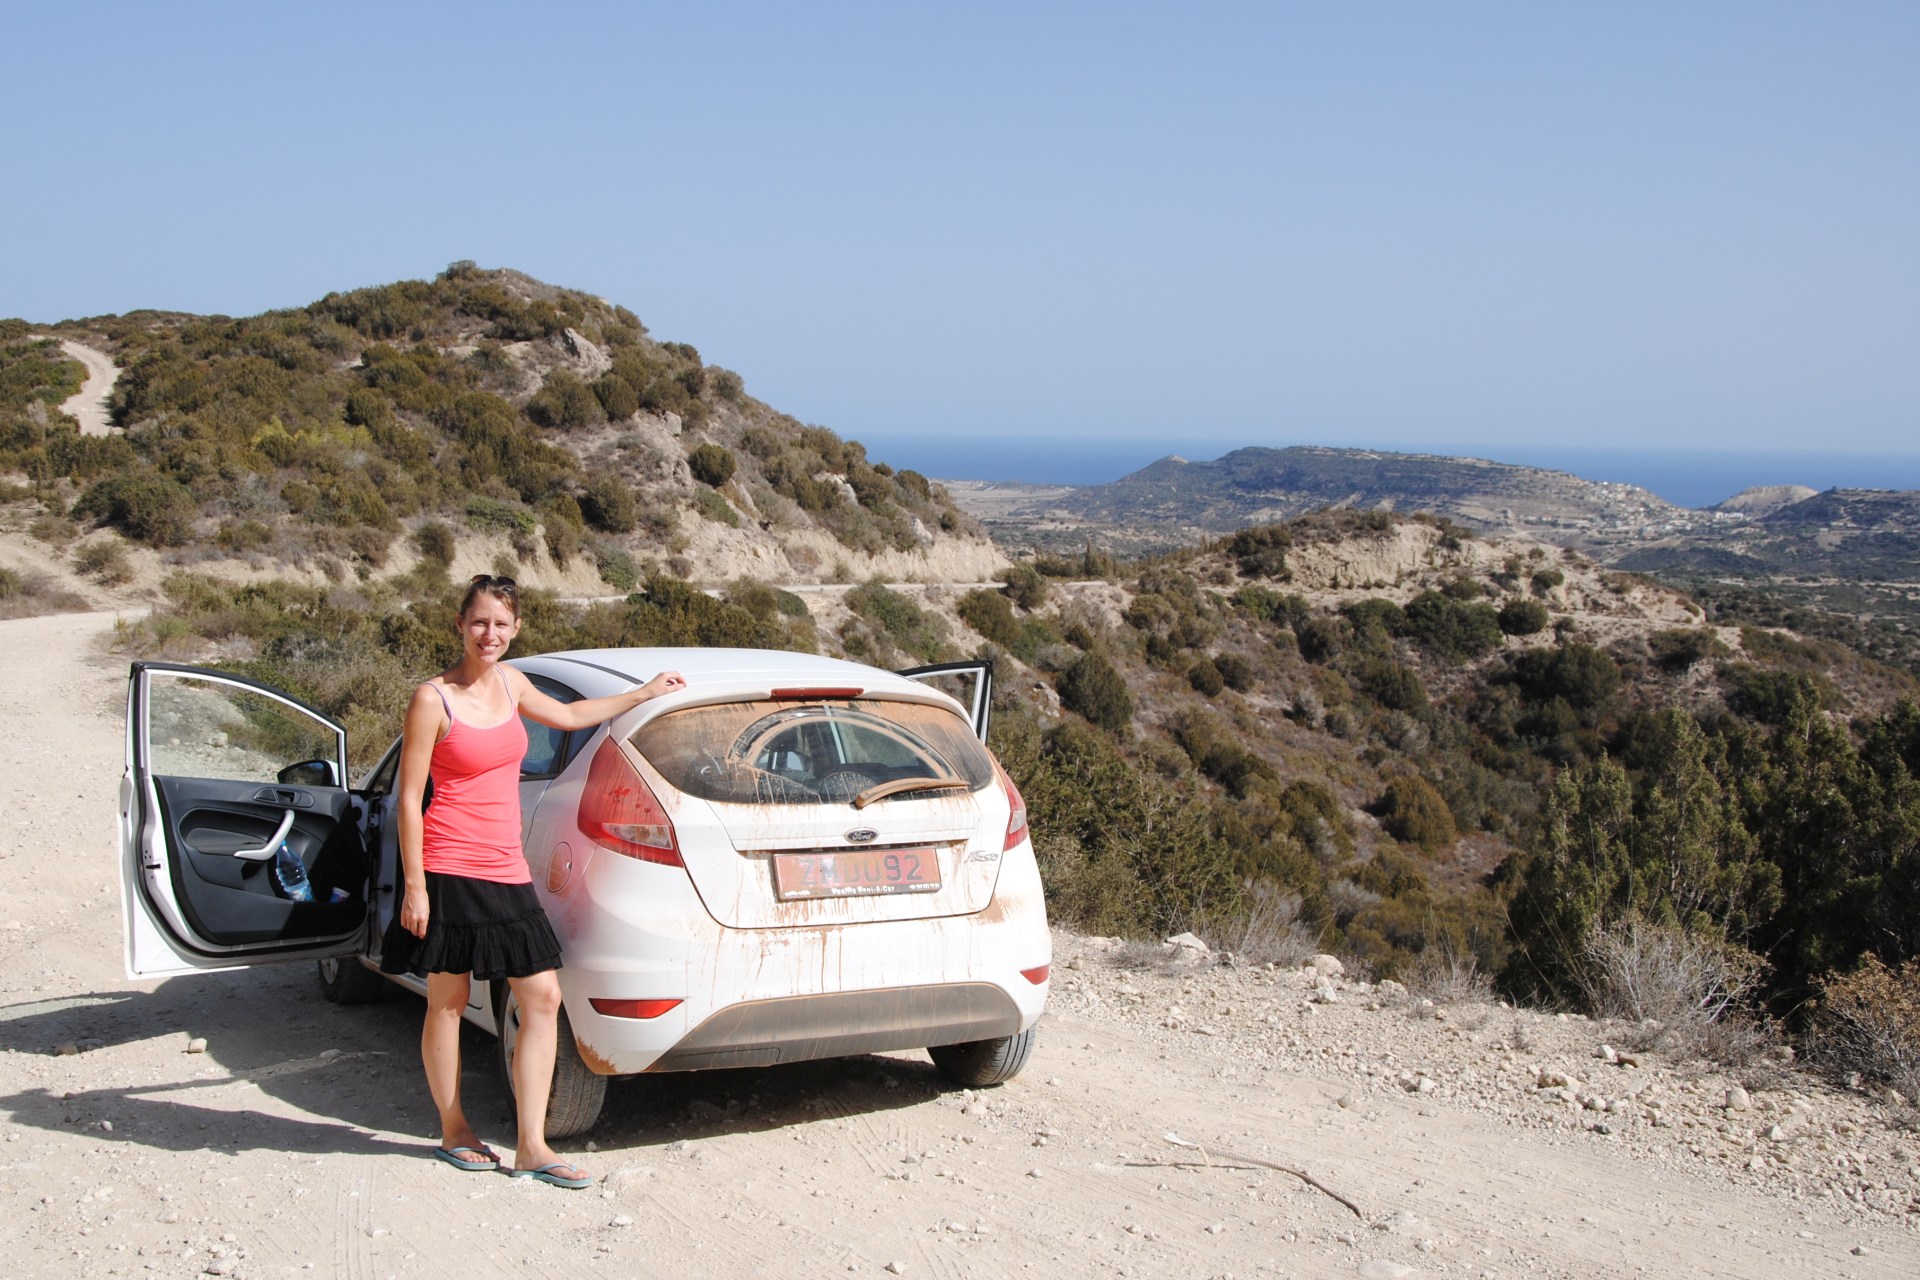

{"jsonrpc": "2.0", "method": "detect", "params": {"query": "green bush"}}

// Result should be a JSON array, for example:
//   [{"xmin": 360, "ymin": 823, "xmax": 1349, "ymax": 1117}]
[
  {"xmin": 1512, "ymin": 642, "xmax": 1619, "ymax": 712},
  {"xmin": 1226, "ymin": 525, "xmax": 1291, "ymax": 579},
  {"xmin": 72, "ymin": 473, "xmax": 197, "ymax": 546},
  {"xmin": 592, "ymin": 373, "xmax": 640, "ymax": 421},
  {"xmin": 1649, "ymin": 627, "xmax": 1728, "ymax": 671},
  {"xmin": 413, "ymin": 521, "xmax": 456, "ymax": 566},
  {"xmin": 1058, "ymin": 651, "xmax": 1133, "ymax": 734},
  {"xmin": 845, "ymin": 581, "xmax": 949, "ymax": 663},
  {"xmin": 1002, "ymin": 561, "xmax": 1048, "ymax": 610},
  {"xmin": 691, "ymin": 487, "xmax": 740, "ymax": 527},
  {"xmin": 1188, "ymin": 658, "xmax": 1225, "ymax": 697},
  {"xmin": 958, "ymin": 588, "xmax": 1020, "ymax": 647},
  {"xmin": 1214, "ymin": 651, "xmax": 1256, "ymax": 692},
  {"xmin": 1531, "ymin": 568, "xmax": 1565, "ymax": 596},
  {"xmin": 1376, "ymin": 775, "xmax": 1457, "ymax": 850},
  {"xmin": 1402, "ymin": 591, "xmax": 1502, "ymax": 662},
  {"xmin": 594, "ymin": 544, "xmax": 640, "ymax": 592},
  {"xmin": 687, "ymin": 443, "xmax": 737, "ymax": 487},
  {"xmin": 580, "ymin": 474, "xmax": 638, "ymax": 533},
  {"xmin": 1497, "ymin": 598, "xmax": 1550, "ymax": 636},
  {"xmin": 526, "ymin": 370, "xmax": 605, "ymax": 431},
  {"xmin": 1360, "ymin": 658, "xmax": 1427, "ymax": 712}
]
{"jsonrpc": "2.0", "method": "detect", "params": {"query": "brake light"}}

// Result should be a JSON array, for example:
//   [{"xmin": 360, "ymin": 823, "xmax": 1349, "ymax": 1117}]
[
  {"xmin": 771, "ymin": 687, "xmax": 863, "ymax": 699},
  {"xmin": 589, "ymin": 997, "xmax": 683, "ymax": 1019},
  {"xmin": 1000, "ymin": 763, "xmax": 1028, "ymax": 851},
  {"xmin": 578, "ymin": 739, "xmax": 681, "ymax": 866},
  {"xmin": 1020, "ymin": 964, "xmax": 1050, "ymax": 985}
]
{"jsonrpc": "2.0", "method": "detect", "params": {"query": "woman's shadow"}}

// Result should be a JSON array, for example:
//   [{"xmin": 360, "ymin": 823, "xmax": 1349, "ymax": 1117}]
[{"xmin": 0, "ymin": 962, "xmax": 957, "ymax": 1160}]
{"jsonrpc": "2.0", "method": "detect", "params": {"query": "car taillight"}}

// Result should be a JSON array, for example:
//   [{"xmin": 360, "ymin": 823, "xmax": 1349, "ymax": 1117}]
[
  {"xmin": 589, "ymin": 997, "xmax": 683, "ymax": 1019},
  {"xmin": 1020, "ymin": 964, "xmax": 1050, "ymax": 985},
  {"xmin": 999, "ymin": 763, "xmax": 1028, "ymax": 852},
  {"xmin": 578, "ymin": 738, "xmax": 681, "ymax": 866}
]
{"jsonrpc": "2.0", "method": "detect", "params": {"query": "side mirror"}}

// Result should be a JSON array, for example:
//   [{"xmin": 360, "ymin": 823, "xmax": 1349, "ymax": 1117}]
[{"xmin": 278, "ymin": 759, "xmax": 340, "ymax": 788}]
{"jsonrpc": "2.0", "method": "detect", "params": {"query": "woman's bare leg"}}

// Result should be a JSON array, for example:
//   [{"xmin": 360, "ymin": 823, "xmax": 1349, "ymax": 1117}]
[
  {"xmin": 505, "ymin": 969, "xmax": 580, "ymax": 1175},
  {"xmin": 423, "ymin": 971, "xmax": 491, "ymax": 1158}
]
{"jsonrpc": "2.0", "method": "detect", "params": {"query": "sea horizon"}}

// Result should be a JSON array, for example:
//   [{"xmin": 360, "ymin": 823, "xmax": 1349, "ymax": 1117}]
[{"xmin": 852, "ymin": 435, "xmax": 1920, "ymax": 512}]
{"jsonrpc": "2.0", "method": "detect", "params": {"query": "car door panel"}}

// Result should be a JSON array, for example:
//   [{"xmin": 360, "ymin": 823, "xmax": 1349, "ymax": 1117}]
[
  {"xmin": 150, "ymin": 777, "xmax": 364, "ymax": 943},
  {"xmin": 122, "ymin": 663, "xmax": 369, "ymax": 977}
]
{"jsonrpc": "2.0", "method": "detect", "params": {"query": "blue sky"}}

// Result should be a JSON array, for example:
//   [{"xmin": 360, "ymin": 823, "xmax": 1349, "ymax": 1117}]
[{"xmin": 4, "ymin": 2, "xmax": 1915, "ymax": 464}]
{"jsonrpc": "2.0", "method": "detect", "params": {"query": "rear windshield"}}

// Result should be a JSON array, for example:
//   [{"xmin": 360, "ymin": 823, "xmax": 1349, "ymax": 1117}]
[{"xmin": 632, "ymin": 698, "xmax": 993, "ymax": 806}]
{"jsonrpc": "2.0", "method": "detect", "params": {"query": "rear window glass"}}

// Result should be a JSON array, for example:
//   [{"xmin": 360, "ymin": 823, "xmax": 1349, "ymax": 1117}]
[{"xmin": 632, "ymin": 698, "xmax": 993, "ymax": 806}]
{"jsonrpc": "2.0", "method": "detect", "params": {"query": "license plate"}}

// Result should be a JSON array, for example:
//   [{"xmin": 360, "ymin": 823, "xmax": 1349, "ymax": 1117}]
[{"xmin": 772, "ymin": 848, "xmax": 941, "ymax": 899}]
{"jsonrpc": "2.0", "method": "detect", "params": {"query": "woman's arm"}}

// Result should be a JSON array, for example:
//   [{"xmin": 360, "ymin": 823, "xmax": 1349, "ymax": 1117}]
[
  {"xmin": 394, "ymin": 684, "xmax": 447, "ymax": 939},
  {"xmin": 506, "ymin": 668, "xmax": 686, "ymax": 731}
]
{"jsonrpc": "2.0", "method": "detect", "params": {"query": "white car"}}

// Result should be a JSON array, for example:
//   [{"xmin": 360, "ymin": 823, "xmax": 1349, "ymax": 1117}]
[{"xmin": 120, "ymin": 649, "xmax": 1050, "ymax": 1135}]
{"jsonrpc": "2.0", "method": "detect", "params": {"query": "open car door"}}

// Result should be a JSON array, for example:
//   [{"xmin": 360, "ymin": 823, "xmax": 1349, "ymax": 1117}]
[
  {"xmin": 119, "ymin": 663, "xmax": 370, "ymax": 978},
  {"xmin": 897, "ymin": 660, "xmax": 993, "ymax": 742}
]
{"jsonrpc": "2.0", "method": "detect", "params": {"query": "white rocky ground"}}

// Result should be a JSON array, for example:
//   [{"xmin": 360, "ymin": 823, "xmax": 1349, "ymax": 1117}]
[{"xmin": 0, "ymin": 608, "xmax": 1915, "ymax": 1280}]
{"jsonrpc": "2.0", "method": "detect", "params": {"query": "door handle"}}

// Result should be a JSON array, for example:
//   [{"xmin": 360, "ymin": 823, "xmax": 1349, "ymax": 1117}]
[{"xmin": 231, "ymin": 810, "xmax": 297, "ymax": 862}]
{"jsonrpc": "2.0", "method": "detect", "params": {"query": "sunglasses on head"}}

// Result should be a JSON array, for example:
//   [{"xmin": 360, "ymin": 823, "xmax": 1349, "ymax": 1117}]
[{"xmin": 468, "ymin": 573, "xmax": 518, "ymax": 593}]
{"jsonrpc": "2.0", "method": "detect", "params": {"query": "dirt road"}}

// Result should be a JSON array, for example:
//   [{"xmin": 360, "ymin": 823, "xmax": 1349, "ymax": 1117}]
[
  {"xmin": 56, "ymin": 341, "xmax": 118, "ymax": 437},
  {"xmin": 0, "ymin": 609, "xmax": 1913, "ymax": 1278}
]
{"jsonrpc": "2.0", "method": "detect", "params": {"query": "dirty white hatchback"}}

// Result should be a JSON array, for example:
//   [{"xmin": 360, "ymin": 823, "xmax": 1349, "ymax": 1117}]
[{"xmin": 120, "ymin": 649, "xmax": 1049, "ymax": 1135}]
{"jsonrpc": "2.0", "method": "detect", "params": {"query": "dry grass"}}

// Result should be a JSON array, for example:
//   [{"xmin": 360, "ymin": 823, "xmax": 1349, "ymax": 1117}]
[{"xmin": 0, "ymin": 567, "xmax": 90, "ymax": 620}]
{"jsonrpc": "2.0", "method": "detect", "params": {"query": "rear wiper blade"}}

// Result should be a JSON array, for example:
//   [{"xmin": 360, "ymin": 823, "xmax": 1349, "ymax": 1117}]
[{"xmin": 852, "ymin": 777, "xmax": 970, "ymax": 810}]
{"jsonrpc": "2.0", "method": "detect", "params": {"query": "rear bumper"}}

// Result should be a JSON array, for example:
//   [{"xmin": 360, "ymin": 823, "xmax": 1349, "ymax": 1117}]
[
  {"xmin": 649, "ymin": 982, "xmax": 1022, "ymax": 1072},
  {"xmin": 549, "ymin": 843, "xmax": 1050, "ymax": 1076}
]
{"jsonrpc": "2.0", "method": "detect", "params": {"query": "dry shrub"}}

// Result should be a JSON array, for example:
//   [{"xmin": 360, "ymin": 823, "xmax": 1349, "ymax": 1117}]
[
  {"xmin": 1403, "ymin": 939, "xmax": 1496, "ymax": 1007},
  {"xmin": 74, "ymin": 536, "xmax": 132, "ymax": 585},
  {"xmin": 1105, "ymin": 939, "xmax": 1185, "ymax": 973},
  {"xmin": 1815, "ymin": 955, "xmax": 1920, "ymax": 1104},
  {"xmin": 1581, "ymin": 919, "xmax": 1776, "ymax": 1066},
  {"xmin": 1213, "ymin": 885, "xmax": 1319, "ymax": 967}
]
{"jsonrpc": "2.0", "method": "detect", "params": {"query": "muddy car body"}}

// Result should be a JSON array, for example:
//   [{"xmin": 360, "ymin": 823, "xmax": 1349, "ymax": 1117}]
[{"xmin": 120, "ymin": 649, "xmax": 1049, "ymax": 1134}]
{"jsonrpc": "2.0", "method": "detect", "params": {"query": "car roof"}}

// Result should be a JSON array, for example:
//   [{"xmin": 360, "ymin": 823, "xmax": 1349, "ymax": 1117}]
[{"xmin": 513, "ymin": 647, "xmax": 957, "ymax": 706}]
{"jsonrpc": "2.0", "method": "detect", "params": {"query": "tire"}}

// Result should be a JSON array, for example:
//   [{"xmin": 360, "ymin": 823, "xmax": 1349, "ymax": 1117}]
[
  {"xmin": 316, "ymin": 956, "xmax": 388, "ymax": 1005},
  {"xmin": 497, "ymin": 986, "xmax": 608, "ymax": 1140},
  {"xmin": 929, "ymin": 1024, "xmax": 1038, "ymax": 1087}
]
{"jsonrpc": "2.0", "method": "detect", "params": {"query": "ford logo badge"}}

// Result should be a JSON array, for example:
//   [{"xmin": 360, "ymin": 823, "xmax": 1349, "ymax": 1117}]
[{"xmin": 845, "ymin": 827, "xmax": 879, "ymax": 845}]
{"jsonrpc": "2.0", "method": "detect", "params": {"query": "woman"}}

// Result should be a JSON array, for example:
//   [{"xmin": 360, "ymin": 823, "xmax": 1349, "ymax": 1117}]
[{"xmin": 380, "ymin": 574, "xmax": 685, "ymax": 1188}]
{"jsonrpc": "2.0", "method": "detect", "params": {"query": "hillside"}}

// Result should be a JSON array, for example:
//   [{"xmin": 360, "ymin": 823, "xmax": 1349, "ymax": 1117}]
[
  {"xmin": 950, "ymin": 448, "xmax": 1920, "ymax": 675},
  {"xmin": 0, "ymin": 265, "xmax": 1005, "ymax": 601},
  {"xmin": 956, "ymin": 445, "xmax": 1701, "ymax": 558}
]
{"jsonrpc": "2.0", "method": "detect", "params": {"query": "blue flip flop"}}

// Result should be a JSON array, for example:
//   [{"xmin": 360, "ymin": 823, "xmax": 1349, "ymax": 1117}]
[
  {"xmin": 509, "ymin": 1161, "xmax": 592, "ymax": 1189},
  {"xmin": 432, "ymin": 1144, "xmax": 500, "ymax": 1171}
]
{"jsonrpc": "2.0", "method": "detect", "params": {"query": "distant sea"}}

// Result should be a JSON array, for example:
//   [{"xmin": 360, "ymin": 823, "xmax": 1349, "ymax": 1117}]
[{"xmin": 853, "ymin": 435, "xmax": 1920, "ymax": 512}]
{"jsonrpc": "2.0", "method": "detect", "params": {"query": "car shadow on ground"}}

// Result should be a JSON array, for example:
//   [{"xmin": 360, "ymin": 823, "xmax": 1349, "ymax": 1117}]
[{"xmin": 1, "ymin": 963, "xmax": 972, "ymax": 1160}]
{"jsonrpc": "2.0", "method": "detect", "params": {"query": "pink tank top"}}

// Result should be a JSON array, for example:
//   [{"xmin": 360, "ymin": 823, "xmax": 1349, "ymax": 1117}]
[{"xmin": 421, "ymin": 674, "xmax": 531, "ymax": 883}]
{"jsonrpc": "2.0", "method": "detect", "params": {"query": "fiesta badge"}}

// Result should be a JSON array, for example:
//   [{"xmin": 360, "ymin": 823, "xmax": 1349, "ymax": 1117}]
[{"xmin": 845, "ymin": 827, "xmax": 879, "ymax": 845}]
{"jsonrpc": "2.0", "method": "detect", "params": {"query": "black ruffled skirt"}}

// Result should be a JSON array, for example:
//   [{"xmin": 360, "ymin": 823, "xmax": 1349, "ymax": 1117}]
[{"xmin": 378, "ymin": 872, "xmax": 563, "ymax": 981}]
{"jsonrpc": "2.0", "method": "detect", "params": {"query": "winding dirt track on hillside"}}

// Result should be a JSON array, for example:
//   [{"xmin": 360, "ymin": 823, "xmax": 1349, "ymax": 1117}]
[
  {"xmin": 56, "ymin": 340, "xmax": 118, "ymax": 437},
  {"xmin": 0, "ymin": 609, "xmax": 1913, "ymax": 1278}
]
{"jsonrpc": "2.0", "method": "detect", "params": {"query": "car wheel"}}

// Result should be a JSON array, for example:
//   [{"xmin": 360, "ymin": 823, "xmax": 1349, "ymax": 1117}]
[
  {"xmin": 929, "ymin": 1025, "xmax": 1037, "ymax": 1087},
  {"xmin": 315, "ymin": 956, "xmax": 387, "ymax": 1005},
  {"xmin": 497, "ymin": 986, "xmax": 607, "ymax": 1140}
]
